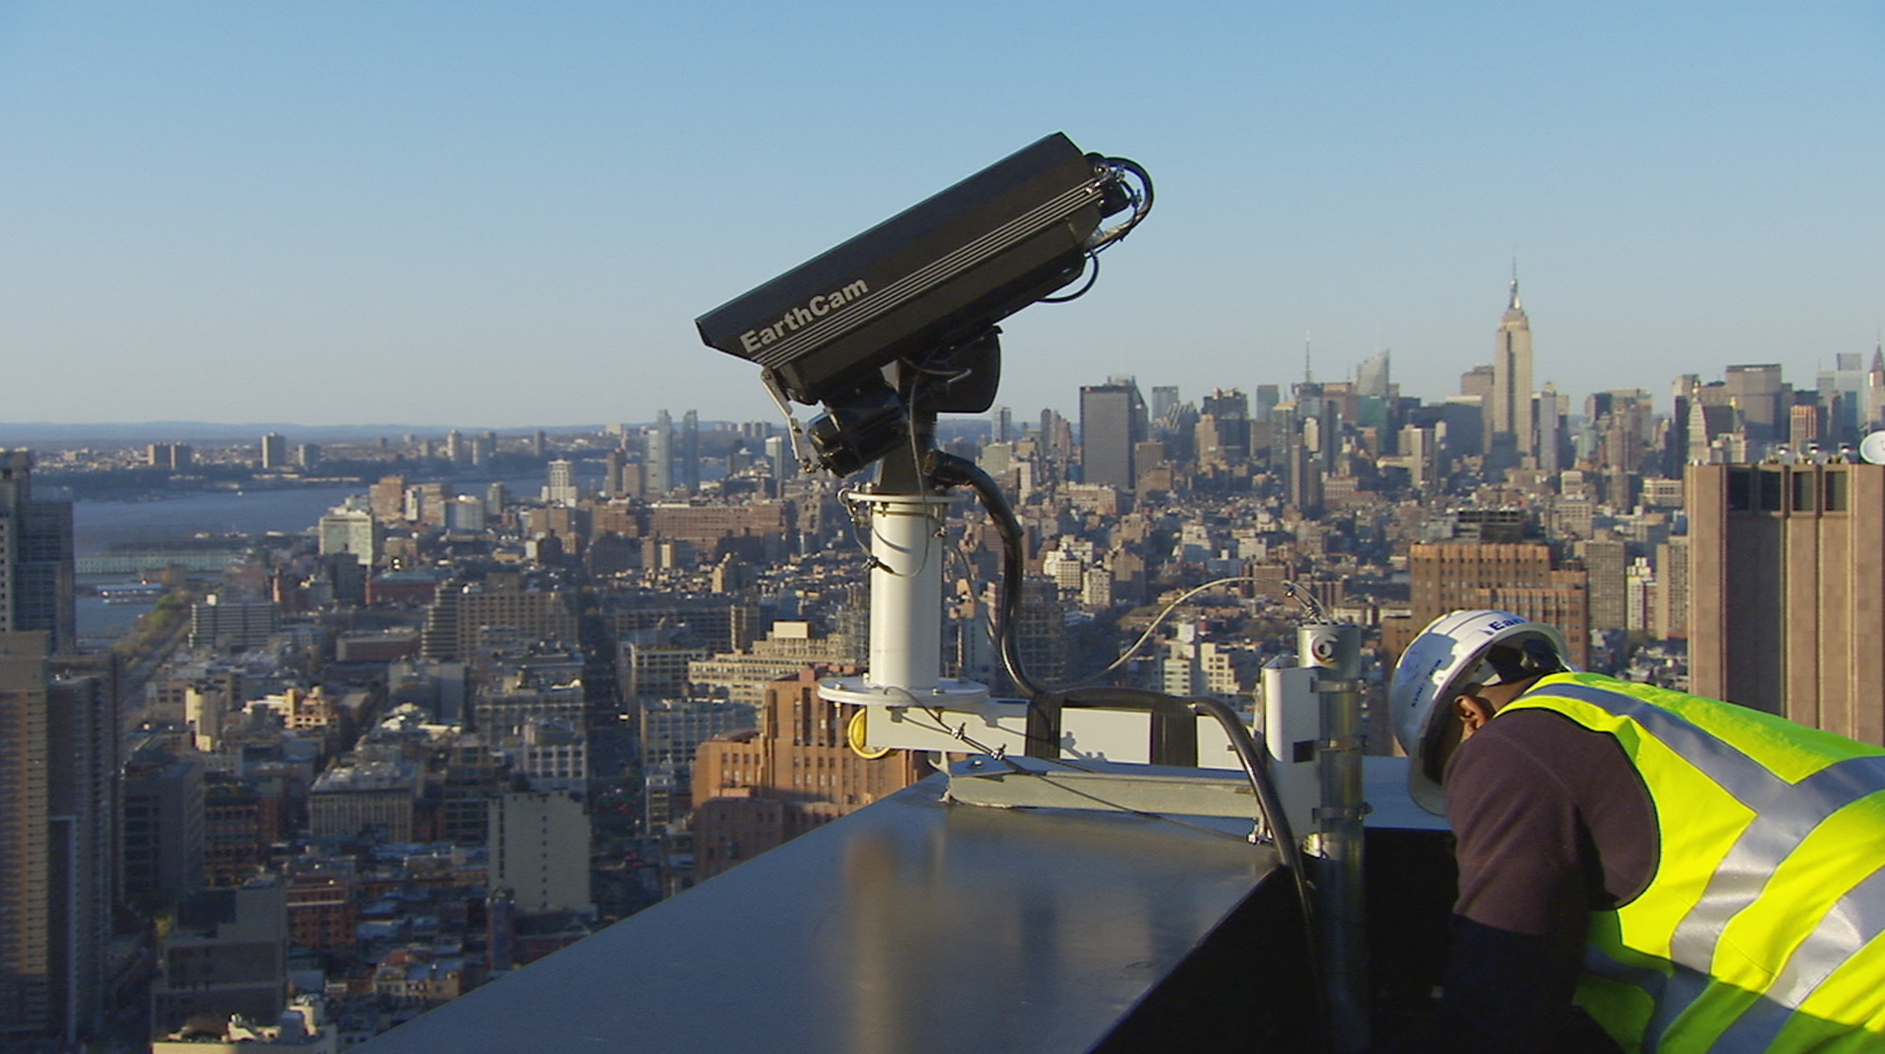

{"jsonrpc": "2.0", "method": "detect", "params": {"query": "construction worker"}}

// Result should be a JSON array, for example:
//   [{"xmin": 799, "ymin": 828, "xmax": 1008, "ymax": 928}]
[{"xmin": 1386, "ymin": 609, "xmax": 1885, "ymax": 1054}]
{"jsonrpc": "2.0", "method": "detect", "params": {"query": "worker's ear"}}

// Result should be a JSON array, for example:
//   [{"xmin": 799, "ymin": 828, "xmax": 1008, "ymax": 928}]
[{"xmin": 1454, "ymin": 693, "xmax": 1496, "ymax": 737}]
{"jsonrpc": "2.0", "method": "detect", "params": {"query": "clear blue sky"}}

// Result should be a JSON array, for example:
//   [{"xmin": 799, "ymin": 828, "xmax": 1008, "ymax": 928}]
[{"xmin": 2, "ymin": 1, "xmax": 1879, "ymax": 429}]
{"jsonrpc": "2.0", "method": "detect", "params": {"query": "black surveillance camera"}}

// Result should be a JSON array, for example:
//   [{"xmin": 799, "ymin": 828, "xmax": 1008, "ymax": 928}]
[{"xmin": 695, "ymin": 133, "xmax": 1150, "ymax": 411}]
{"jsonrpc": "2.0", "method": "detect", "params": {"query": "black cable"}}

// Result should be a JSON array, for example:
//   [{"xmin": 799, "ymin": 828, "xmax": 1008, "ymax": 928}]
[
  {"xmin": 1039, "ymin": 253, "xmax": 1100, "ymax": 303},
  {"xmin": 920, "ymin": 449, "xmax": 1042, "ymax": 700},
  {"xmin": 1188, "ymin": 698, "xmax": 1311, "ymax": 888},
  {"xmin": 1190, "ymin": 695, "xmax": 1332, "ymax": 1054}
]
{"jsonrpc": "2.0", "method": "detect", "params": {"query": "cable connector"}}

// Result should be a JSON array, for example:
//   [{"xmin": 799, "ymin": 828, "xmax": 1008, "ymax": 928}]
[{"xmin": 920, "ymin": 449, "xmax": 980, "ymax": 489}]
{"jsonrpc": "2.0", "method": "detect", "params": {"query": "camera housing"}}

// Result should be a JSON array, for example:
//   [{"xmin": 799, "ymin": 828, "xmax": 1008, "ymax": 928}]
[{"xmin": 696, "ymin": 133, "xmax": 1131, "ymax": 409}]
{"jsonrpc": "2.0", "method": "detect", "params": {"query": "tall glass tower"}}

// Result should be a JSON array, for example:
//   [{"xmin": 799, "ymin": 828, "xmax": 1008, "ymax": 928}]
[
  {"xmin": 0, "ymin": 452, "xmax": 74, "ymax": 654},
  {"xmin": 1079, "ymin": 378, "xmax": 1147, "ymax": 490}
]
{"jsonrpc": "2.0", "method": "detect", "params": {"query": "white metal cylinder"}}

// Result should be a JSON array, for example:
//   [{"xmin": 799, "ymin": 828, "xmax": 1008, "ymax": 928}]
[
  {"xmin": 1260, "ymin": 665, "xmax": 1320, "ymax": 840},
  {"xmin": 856, "ymin": 493, "xmax": 951, "ymax": 694}
]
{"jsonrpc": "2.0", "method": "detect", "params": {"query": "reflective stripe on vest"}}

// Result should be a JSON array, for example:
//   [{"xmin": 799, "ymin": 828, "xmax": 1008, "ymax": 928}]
[{"xmin": 1503, "ymin": 675, "xmax": 1885, "ymax": 1053}]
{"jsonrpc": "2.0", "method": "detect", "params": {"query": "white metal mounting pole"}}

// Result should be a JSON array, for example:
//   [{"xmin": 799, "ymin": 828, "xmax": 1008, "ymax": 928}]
[
  {"xmin": 857, "ymin": 491, "xmax": 952, "ymax": 694},
  {"xmin": 818, "ymin": 483, "xmax": 1000, "ymax": 755},
  {"xmin": 819, "ymin": 437, "xmax": 1002, "ymax": 755}
]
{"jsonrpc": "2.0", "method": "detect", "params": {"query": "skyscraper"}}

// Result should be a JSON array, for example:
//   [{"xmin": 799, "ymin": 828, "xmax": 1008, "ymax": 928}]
[
  {"xmin": 0, "ymin": 452, "xmax": 75, "ymax": 654},
  {"xmin": 1579, "ymin": 536, "xmax": 1629, "ymax": 634},
  {"xmin": 1533, "ymin": 382, "xmax": 1566, "ymax": 475},
  {"xmin": 1590, "ymin": 389, "xmax": 1654, "ymax": 509},
  {"xmin": 1395, "ymin": 425, "xmax": 1441, "ymax": 493},
  {"xmin": 1816, "ymin": 353, "xmax": 1869, "ymax": 443},
  {"xmin": 259, "ymin": 431, "xmax": 288, "ymax": 470},
  {"xmin": 762, "ymin": 436, "xmax": 794, "ymax": 484},
  {"xmin": 603, "ymin": 448, "xmax": 627, "ymax": 498},
  {"xmin": 1868, "ymin": 343, "xmax": 1885, "ymax": 431},
  {"xmin": 1722, "ymin": 364, "xmax": 1788, "ymax": 445},
  {"xmin": 147, "ymin": 442, "xmax": 193, "ymax": 471},
  {"xmin": 543, "ymin": 459, "xmax": 580, "ymax": 505},
  {"xmin": 0, "ymin": 632, "xmax": 115, "ymax": 1047},
  {"xmin": 0, "ymin": 632, "xmax": 52, "ymax": 1041},
  {"xmin": 1079, "ymin": 378, "xmax": 1147, "ymax": 490},
  {"xmin": 1254, "ymin": 384, "xmax": 1280, "ymax": 424},
  {"xmin": 1489, "ymin": 278, "xmax": 1534, "ymax": 472},
  {"xmin": 1689, "ymin": 462, "xmax": 1885, "ymax": 742},
  {"xmin": 1651, "ymin": 536, "xmax": 1690, "ymax": 641},
  {"xmin": 1355, "ymin": 349, "xmax": 1391, "ymax": 401},
  {"xmin": 1460, "ymin": 364, "xmax": 1495, "ymax": 400},
  {"xmin": 681, "ymin": 410, "xmax": 701, "ymax": 494},
  {"xmin": 50, "ymin": 667, "xmax": 114, "ymax": 1045},
  {"xmin": 1150, "ymin": 385, "xmax": 1180, "ymax": 426},
  {"xmin": 318, "ymin": 504, "xmax": 382, "ymax": 567},
  {"xmin": 648, "ymin": 411, "xmax": 674, "ymax": 496},
  {"xmin": 1198, "ymin": 389, "xmax": 1251, "ymax": 461}
]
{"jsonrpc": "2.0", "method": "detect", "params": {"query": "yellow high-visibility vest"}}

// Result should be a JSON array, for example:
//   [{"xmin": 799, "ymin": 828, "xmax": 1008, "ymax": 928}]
[{"xmin": 1503, "ymin": 673, "xmax": 1885, "ymax": 1053}]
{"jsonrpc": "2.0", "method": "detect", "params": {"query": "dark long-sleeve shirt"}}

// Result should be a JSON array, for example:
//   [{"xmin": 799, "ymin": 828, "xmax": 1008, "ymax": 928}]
[{"xmin": 1388, "ymin": 706, "xmax": 1658, "ymax": 1054}]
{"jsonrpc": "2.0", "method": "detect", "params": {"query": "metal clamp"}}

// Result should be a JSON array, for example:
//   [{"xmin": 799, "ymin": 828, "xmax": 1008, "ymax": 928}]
[{"xmin": 1313, "ymin": 803, "xmax": 1373, "ymax": 822}]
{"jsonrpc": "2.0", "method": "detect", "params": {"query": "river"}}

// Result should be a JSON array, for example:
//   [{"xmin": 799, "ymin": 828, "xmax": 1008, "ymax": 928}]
[
  {"xmin": 73, "ymin": 485, "xmax": 366, "ymax": 554},
  {"xmin": 69, "ymin": 474, "xmax": 562, "ymax": 645},
  {"xmin": 70, "ymin": 473, "xmax": 572, "ymax": 554}
]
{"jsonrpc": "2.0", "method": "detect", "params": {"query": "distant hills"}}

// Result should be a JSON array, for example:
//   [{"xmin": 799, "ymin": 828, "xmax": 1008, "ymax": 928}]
[
  {"xmin": 2, "ymin": 416, "xmax": 995, "ymax": 448},
  {"xmin": 0, "ymin": 422, "xmax": 628, "ymax": 445}
]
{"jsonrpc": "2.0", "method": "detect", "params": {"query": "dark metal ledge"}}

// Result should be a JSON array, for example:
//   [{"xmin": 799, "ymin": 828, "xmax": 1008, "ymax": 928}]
[{"xmin": 356, "ymin": 775, "xmax": 1301, "ymax": 1054}]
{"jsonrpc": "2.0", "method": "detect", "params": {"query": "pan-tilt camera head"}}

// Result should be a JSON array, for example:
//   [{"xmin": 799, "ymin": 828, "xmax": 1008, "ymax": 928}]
[{"xmin": 696, "ymin": 132, "xmax": 1151, "ymax": 477}]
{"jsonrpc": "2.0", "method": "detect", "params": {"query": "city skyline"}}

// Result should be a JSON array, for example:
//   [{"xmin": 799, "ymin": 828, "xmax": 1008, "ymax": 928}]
[
  {"xmin": 1, "ymin": 3, "xmax": 1879, "ymax": 428},
  {"xmin": 2, "ymin": 334, "xmax": 1879, "ymax": 444},
  {"xmin": 5, "ymin": 246, "xmax": 1883, "ymax": 1044}
]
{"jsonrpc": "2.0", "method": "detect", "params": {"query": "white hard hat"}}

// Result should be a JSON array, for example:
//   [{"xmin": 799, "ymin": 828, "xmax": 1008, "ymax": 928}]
[{"xmin": 1389, "ymin": 610, "xmax": 1571, "ymax": 815}]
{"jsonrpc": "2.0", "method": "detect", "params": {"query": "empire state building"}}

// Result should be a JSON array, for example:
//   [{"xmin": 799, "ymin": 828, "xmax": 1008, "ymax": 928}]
[{"xmin": 1489, "ymin": 278, "xmax": 1534, "ymax": 472}]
